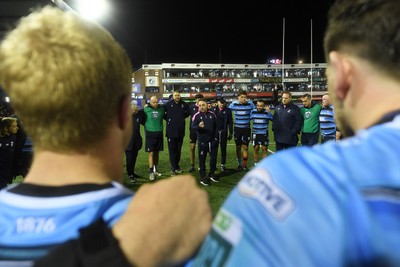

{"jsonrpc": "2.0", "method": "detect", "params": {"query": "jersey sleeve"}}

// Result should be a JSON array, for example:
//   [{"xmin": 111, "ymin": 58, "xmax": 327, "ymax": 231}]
[{"xmin": 191, "ymin": 146, "xmax": 348, "ymax": 267}]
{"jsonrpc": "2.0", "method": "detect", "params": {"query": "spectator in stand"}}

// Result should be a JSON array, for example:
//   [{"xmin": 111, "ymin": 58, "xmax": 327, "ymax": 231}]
[
  {"xmin": 0, "ymin": 101, "xmax": 13, "ymax": 118},
  {"xmin": 0, "ymin": 117, "xmax": 18, "ymax": 188},
  {"xmin": 271, "ymin": 83, "xmax": 280, "ymax": 108},
  {"xmin": 125, "ymin": 104, "xmax": 144, "ymax": 183},
  {"xmin": 143, "ymin": 96, "xmax": 165, "ymax": 181},
  {"xmin": 188, "ymin": 93, "xmax": 204, "ymax": 173},
  {"xmin": 272, "ymin": 91, "xmax": 303, "ymax": 151},
  {"xmin": 319, "ymin": 93, "xmax": 341, "ymax": 143},
  {"xmin": 229, "ymin": 90, "xmax": 256, "ymax": 171},
  {"xmin": 250, "ymin": 100, "xmax": 273, "ymax": 166},
  {"xmin": 11, "ymin": 115, "xmax": 26, "ymax": 178},
  {"xmin": 211, "ymin": 98, "xmax": 233, "ymax": 171},
  {"xmin": 300, "ymin": 93, "xmax": 322, "ymax": 146},
  {"xmin": 192, "ymin": 98, "xmax": 218, "ymax": 186},
  {"xmin": 164, "ymin": 91, "xmax": 190, "ymax": 176}
]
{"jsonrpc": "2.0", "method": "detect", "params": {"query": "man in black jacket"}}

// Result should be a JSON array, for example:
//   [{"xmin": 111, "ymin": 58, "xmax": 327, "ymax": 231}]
[
  {"xmin": 272, "ymin": 91, "xmax": 303, "ymax": 151},
  {"xmin": 164, "ymin": 91, "xmax": 189, "ymax": 176},
  {"xmin": 211, "ymin": 98, "xmax": 233, "ymax": 171},
  {"xmin": 125, "ymin": 104, "xmax": 144, "ymax": 183}
]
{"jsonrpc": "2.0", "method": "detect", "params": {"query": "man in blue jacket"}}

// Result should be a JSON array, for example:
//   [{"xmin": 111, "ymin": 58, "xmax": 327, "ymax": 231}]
[
  {"xmin": 272, "ymin": 91, "xmax": 303, "ymax": 151},
  {"xmin": 164, "ymin": 91, "xmax": 190, "ymax": 176}
]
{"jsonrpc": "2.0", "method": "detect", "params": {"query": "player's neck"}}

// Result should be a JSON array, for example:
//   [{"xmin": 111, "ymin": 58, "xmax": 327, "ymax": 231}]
[{"xmin": 23, "ymin": 146, "xmax": 123, "ymax": 186}]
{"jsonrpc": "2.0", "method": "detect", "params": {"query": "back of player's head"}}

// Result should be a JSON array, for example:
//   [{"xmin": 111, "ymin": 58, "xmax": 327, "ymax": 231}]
[
  {"xmin": 218, "ymin": 98, "xmax": 226, "ymax": 104},
  {"xmin": 195, "ymin": 93, "xmax": 204, "ymax": 99},
  {"xmin": 0, "ymin": 6, "xmax": 132, "ymax": 152},
  {"xmin": 324, "ymin": 0, "xmax": 400, "ymax": 79}
]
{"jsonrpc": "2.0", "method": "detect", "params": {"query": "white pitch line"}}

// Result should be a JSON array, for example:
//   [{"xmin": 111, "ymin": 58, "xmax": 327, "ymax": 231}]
[{"xmin": 225, "ymin": 143, "xmax": 276, "ymax": 154}]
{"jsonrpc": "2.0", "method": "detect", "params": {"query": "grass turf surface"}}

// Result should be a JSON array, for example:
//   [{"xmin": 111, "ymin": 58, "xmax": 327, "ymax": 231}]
[{"xmin": 124, "ymin": 117, "xmax": 277, "ymax": 216}]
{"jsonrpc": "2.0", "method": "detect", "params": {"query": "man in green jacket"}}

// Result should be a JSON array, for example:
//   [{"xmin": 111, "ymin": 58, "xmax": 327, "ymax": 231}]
[
  {"xmin": 143, "ymin": 96, "xmax": 165, "ymax": 180},
  {"xmin": 300, "ymin": 93, "xmax": 322, "ymax": 146}
]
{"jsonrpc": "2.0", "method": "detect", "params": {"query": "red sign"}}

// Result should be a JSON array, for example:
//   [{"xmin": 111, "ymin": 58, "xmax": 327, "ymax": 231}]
[{"xmin": 246, "ymin": 92, "xmax": 273, "ymax": 97}]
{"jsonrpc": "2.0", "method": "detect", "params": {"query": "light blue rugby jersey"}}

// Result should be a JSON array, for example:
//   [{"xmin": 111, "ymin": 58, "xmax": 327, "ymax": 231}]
[
  {"xmin": 0, "ymin": 181, "xmax": 133, "ymax": 266},
  {"xmin": 228, "ymin": 100, "xmax": 255, "ymax": 128},
  {"xmin": 320, "ymin": 105, "xmax": 337, "ymax": 137},
  {"xmin": 250, "ymin": 109, "xmax": 273, "ymax": 135},
  {"xmin": 191, "ymin": 115, "xmax": 400, "ymax": 266}
]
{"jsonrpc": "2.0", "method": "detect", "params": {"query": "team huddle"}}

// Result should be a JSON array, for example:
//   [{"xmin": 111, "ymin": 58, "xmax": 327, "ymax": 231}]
[
  {"xmin": 125, "ymin": 91, "xmax": 268, "ymax": 185},
  {"xmin": 126, "ymin": 89, "xmax": 340, "ymax": 186}
]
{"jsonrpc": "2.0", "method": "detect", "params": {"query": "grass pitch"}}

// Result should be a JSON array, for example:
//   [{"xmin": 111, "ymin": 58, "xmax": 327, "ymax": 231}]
[{"xmin": 124, "ymin": 118, "xmax": 277, "ymax": 215}]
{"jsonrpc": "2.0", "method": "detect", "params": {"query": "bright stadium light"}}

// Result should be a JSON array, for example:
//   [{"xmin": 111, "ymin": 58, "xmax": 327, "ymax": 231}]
[{"xmin": 76, "ymin": 0, "xmax": 110, "ymax": 21}]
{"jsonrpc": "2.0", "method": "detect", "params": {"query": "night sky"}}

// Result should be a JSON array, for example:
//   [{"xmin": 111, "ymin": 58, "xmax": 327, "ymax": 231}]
[{"xmin": 75, "ymin": 0, "xmax": 335, "ymax": 69}]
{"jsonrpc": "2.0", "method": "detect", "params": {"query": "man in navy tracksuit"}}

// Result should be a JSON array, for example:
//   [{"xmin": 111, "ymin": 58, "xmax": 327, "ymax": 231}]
[
  {"xmin": 188, "ymin": 93, "xmax": 204, "ymax": 173},
  {"xmin": 192, "ymin": 98, "xmax": 218, "ymax": 186},
  {"xmin": 125, "ymin": 104, "xmax": 144, "ymax": 183},
  {"xmin": 272, "ymin": 91, "xmax": 303, "ymax": 151},
  {"xmin": 164, "ymin": 91, "xmax": 189, "ymax": 176},
  {"xmin": 210, "ymin": 98, "xmax": 233, "ymax": 171}
]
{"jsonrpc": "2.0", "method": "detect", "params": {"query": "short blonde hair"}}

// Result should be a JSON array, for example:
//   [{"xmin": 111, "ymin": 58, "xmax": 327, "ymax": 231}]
[{"xmin": 0, "ymin": 6, "xmax": 132, "ymax": 152}]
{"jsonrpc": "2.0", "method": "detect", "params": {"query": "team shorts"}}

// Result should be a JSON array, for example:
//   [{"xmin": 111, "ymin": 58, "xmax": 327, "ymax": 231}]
[
  {"xmin": 189, "ymin": 127, "xmax": 197, "ymax": 143},
  {"xmin": 234, "ymin": 127, "xmax": 251, "ymax": 146},
  {"xmin": 145, "ymin": 131, "xmax": 164, "ymax": 152},
  {"xmin": 252, "ymin": 133, "xmax": 269, "ymax": 147}
]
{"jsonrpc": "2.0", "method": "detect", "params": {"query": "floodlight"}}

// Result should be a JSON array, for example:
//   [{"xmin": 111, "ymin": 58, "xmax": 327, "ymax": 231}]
[{"xmin": 77, "ymin": 0, "xmax": 110, "ymax": 21}]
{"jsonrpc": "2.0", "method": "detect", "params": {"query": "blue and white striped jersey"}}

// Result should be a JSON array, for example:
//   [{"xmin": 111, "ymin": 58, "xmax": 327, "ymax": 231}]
[
  {"xmin": 319, "ymin": 105, "xmax": 337, "ymax": 137},
  {"xmin": 228, "ymin": 100, "xmax": 256, "ymax": 129},
  {"xmin": 250, "ymin": 109, "xmax": 273, "ymax": 135},
  {"xmin": 0, "ymin": 181, "xmax": 133, "ymax": 267},
  {"xmin": 190, "ymin": 114, "xmax": 400, "ymax": 267}
]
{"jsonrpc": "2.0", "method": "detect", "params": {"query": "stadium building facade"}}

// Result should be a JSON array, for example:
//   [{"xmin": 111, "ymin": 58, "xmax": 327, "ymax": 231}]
[{"xmin": 131, "ymin": 63, "xmax": 327, "ymax": 107}]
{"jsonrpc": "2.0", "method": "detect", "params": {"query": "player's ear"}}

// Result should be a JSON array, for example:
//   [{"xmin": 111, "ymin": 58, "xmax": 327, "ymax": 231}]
[
  {"xmin": 328, "ymin": 51, "xmax": 351, "ymax": 101},
  {"xmin": 118, "ymin": 94, "xmax": 131, "ymax": 130}
]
